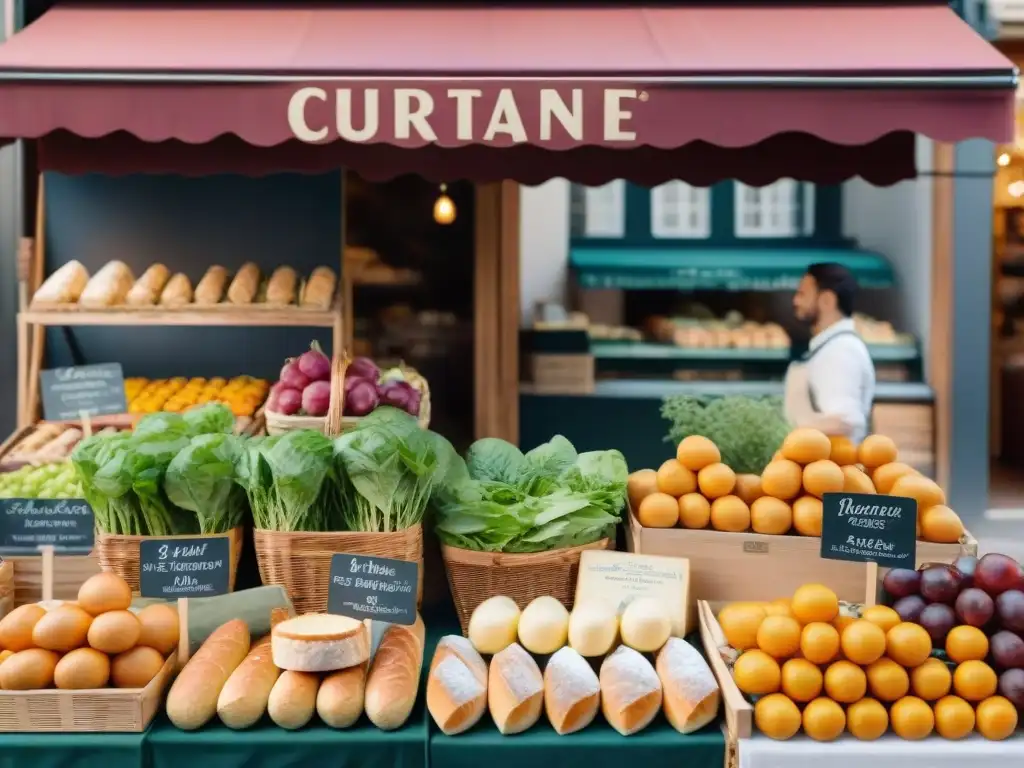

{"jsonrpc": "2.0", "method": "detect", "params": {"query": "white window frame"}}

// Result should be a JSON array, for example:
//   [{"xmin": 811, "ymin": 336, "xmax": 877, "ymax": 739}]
[
  {"xmin": 801, "ymin": 183, "xmax": 815, "ymax": 236},
  {"xmin": 650, "ymin": 182, "xmax": 711, "ymax": 239},
  {"xmin": 734, "ymin": 179, "xmax": 799, "ymax": 238},
  {"xmin": 582, "ymin": 181, "xmax": 626, "ymax": 238}
]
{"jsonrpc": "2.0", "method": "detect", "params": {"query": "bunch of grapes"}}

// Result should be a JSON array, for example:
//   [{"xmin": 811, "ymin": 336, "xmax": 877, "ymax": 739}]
[{"xmin": 0, "ymin": 461, "xmax": 83, "ymax": 499}]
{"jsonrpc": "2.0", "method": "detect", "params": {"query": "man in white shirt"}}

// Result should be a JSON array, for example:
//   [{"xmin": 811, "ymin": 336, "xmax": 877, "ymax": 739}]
[{"xmin": 785, "ymin": 263, "xmax": 876, "ymax": 443}]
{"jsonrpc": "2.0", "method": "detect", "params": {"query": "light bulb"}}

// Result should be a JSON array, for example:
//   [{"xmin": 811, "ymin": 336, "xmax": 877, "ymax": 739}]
[
  {"xmin": 999, "ymin": 153, "xmax": 1012, "ymax": 167},
  {"xmin": 433, "ymin": 183, "xmax": 456, "ymax": 225},
  {"xmin": 1009, "ymin": 180, "xmax": 1024, "ymax": 198}
]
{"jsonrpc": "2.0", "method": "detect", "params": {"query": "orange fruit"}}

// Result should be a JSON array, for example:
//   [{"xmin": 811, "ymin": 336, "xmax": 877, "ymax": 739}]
[
  {"xmin": 760, "ymin": 460, "xmax": 803, "ymax": 500},
  {"xmin": 718, "ymin": 603, "xmax": 767, "ymax": 650},
  {"xmin": 791, "ymin": 584, "xmax": 839, "ymax": 624},
  {"xmin": 861, "ymin": 605, "xmax": 901, "ymax": 633},
  {"xmin": 976, "ymin": 696, "xmax": 1018, "ymax": 740},
  {"xmin": 886, "ymin": 622, "xmax": 932, "ymax": 668},
  {"xmin": 871, "ymin": 462, "xmax": 917, "ymax": 495},
  {"xmin": 710, "ymin": 496, "xmax": 750, "ymax": 533},
  {"xmin": 781, "ymin": 658, "xmax": 823, "ymax": 703},
  {"xmin": 846, "ymin": 698, "xmax": 889, "ymax": 740},
  {"xmin": 946, "ymin": 625, "xmax": 989, "ymax": 663},
  {"xmin": 953, "ymin": 660, "xmax": 998, "ymax": 702},
  {"xmin": 828, "ymin": 435, "xmax": 858, "ymax": 466},
  {"xmin": 910, "ymin": 657, "xmax": 952, "ymax": 701},
  {"xmin": 637, "ymin": 493, "xmax": 679, "ymax": 528},
  {"xmin": 757, "ymin": 616, "xmax": 802, "ymax": 659},
  {"xmin": 750, "ymin": 497, "xmax": 792, "ymax": 535},
  {"xmin": 734, "ymin": 474, "xmax": 764, "ymax": 506},
  {"xmin": 764, "ymin": 599, "xmax": 795, "ymax": 620},
  {"xmin": 781, "ymin": 429, "xmax": 831, "ymax": 465},
  {"xmin": 890, "ymin": 696, "xmax": 934, "ymax": 740},
  {"xmin": 655, "ymin": 459, "xmax": 696, "ymax": 497},
  {"xmin": 866, "ymin": 657, "xmax": 910, "ymax": 702},
  {"xmin": 802, "ymin": 460, "xmax": 845, "ymax": 499},
  {"xmin": 733, "ymin": 650, "xmax": 781, "ymax": 696},
  {"xmin": 823, "ymin": 660, "xmax": 867, "ymax": 704},
  {"xmin": 920, "ymin": 505, "xmax": 965, "ymax": 544},
  {"xmin": 933, "ymin": 695, "xmax": 975, "ymax": 740},
  {"xmin": 890, "ymin": 474, "xmax": 946, "ymax": 511},
  {"xmin": 842, "ymin": 465, "xmax": 876, "ymax": 495},
  {"xmin": 698, "ymin": 463, "xmax": 737, "ymax": 499},
  {"xmin": 841, "ymin": 620, "xmax": 887, "ymax": 665},
  {"xmin": 832, "ymin": 613, "xmax": 857, "ymax": 633},
  {"xmin": 675, "ymin": 435, "xmax": 721, "ymax": 471},
  {"xmin": 800, "ymin": 622, "xmax": 840, "ymax": 665},
  {"xmin": 627, "ymin": 469, "xmax": 659, "ymax": 511},
  {"xmin": 858, "ymin": 435, "xmax": 898, "ymax": 469},
  {"xmin": 792, "ymin": 496, "xmax": 824, "ymax": 536},
  {"xmin": 677, "ymin": 493, "xmax": 711, "ymax": 529},
  {"xmin": 801, "ymin": 697, "xmax": 846, "ymax": 742},
  {"xmin": 754, "ymin": 693, "xmax": 802, "ymax": 740}
]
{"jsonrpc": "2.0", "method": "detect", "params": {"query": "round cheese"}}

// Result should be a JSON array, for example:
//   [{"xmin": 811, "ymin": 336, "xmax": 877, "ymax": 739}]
[
  {"xmin": 88, "ymin": 610, "xmax": 141, "ymax": 654},
  {"xmin": 271, "ymin": 613, "xmax": 369, "ymax": 673},
  {"xmin": 136, "ymin": 603, "xmax": 180, "ymax": 655},
  {"xmin": 468, "ymin": 596, "xmax": 520, "ymax": 655},
  {"xmin": 0, "ymin": 648, "xmax": 59, "ymax": 690},
  {"xmin": 111, "ymin": 646, "xmax": 165, "ymax": 688},
  {"xmin": 31, "ymin": 605, "xmax": 93, "ymax": 652},
  {"xmin": 518, "ymin": 596, "xmax": 569, "ymax": 655},
  {"xmin": 55, "ymin": 647, "xmax": 111, "ymax": 690},
  {"xmin": 568, "ymin": 600, "xmax": 619, "ymax": 657},
  {"xmin": 620, "ymin": 598, "xmax": 671, "ymax": 653},
  {"xmin": 77, "ymin": 572, "xmax": 133, "ymax": 616}
]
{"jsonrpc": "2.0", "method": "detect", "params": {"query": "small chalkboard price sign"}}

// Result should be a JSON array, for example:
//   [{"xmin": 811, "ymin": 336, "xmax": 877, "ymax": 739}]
[
  {"xmin": 820, "ymin": 492, "xmax": 918, "ymax": 569},
  {"xmin": 0, "ymin": 498, "xmax": 95, "ymax": 552},
  {"xmin": 328, "ymin": 554, "xmax": 418, "ymax": 626},
  {"xmin": 40, "ymin": 363, "xmax": 127, "ymax": 421},
  {"xmin": 139, "ymin": 536, "xmax": 230, "ymax": 599}
]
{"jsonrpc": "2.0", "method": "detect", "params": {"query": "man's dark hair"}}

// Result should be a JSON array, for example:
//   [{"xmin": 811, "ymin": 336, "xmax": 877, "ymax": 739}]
[{"xmin": 806, "ymin": 262, "xmax": 858, "ymax": 317}]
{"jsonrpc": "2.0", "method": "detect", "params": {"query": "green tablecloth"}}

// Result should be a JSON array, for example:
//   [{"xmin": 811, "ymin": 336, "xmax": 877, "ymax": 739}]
[{"xmin": 0, "ymin": 731, "xmax": 146, "ymax": 768}]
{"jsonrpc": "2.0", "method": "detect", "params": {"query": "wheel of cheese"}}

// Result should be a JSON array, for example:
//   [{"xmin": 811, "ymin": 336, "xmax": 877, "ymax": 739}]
[
  {"xmin": 271, "ymin": 614, "xmax": 369, "ymax": 673},
  {"xmin": 620, "ymin": 598, "xmax": 671, "ymax": 653},
  {"xmin": 468, "ymin": 596, "xmax": 521, "ymax": 655},
  {"xmin": 517, "ymin": 596, "xmax": 569, "ymax": 655},
  {"xmin": 568, "ymin": 600, "xmax": 618, "ymax": 657}
]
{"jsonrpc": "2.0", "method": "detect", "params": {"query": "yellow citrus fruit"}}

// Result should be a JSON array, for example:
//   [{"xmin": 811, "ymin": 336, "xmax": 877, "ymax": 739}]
[
  {"xmin": 698, "ymin": 463, "xmax": 737, "ymax": 499},
  {"xmin": 656, "ymin": 459, "xmax": 697, "ymax": 496},
  {"xmin": 710, "ymin": 495, "xmax": 750, "ymax": 533},
  {"xmin": 890, "ymin": 474, "xmax": 946, "ymax": 511},
  {"xmin": 858, "ymin": 435, "xmax": 899, "ymax": 469},
  {"xmin": 841, "ymin": 620, "xmax": 887, "ymax": 665},
  {"xmin": 677, "ymin": 493, "xmax": 711, "ymax": 529},
  {"xmin": 933, "ymin": 695, "xmax": 976, "ymax": 740},
  {"xmin": 802, "ymin": 460, "xmax": 845, "ymax": 499},
  {"xmin": 750, "ymin": 497, "xmax": 792, "ymax": 535},
  {"xmin": 890, "ymin": 696, "xmax": 935, "ymax": 740},
  {"xmin": 920, "ymin": 505, "xmax": 965, "ymax": 544},
  {"xmin": 824, "ymin": 660, "xmax": 867, "ymax": 704},
  {"xmin": 846, "ymin": 698, "xmax": 889, "ymax": 740},
  {"xmin": 872, "ymin": 462, "xmax": 917, "ymax": 495},
  {"xmin": 976, "ymin": 696, "xmax": 1019, "ymax": 740},
  {"xmin": 910, "ymin": 657, "xmax": 952, "ymax": 701},
  {"xmin": 792, "ymin": 496, "xmax": 824, "ymax": 536},
  {"xmin": 886, "ymin": 622, "xmax": 932, "ymax": 668},
  {"xmin": 760, "ymin": 460, "xmax": 803, "ymax": 501},
  {"xmin": 860, "ymin": 605, "xmax": 901, "ymax": 633},
  {"xmin": 757, "ymin": 615, "xmax": 802, "ymax": 659},
  {"xmin": 946, "ymin": 625, "xmax": 990, "ymax": 664},
  {"xmin": 754, "ymin": 693, "xmax": 802, "ymax": 740},
  {"xmin": 802, "ymin": 697, "xmax": 846, "ymax": 742},
  {"xmin": 782, "ymin": 428, "xmax": 832, "ymax": 465},
  {"xmin": 676, "ymin": 435, "xmax": 721, "ymax": 471},
  {"xmin": 733, "ymin": 650, "xmax": 781, "ymax": 696},
  {"xmin": 865, "ymin": 657, "xmax": 910, "ymax": 702},
  {"xmin": 828, "ymin": 435, "xmax": 859, "ymax": 466},
  {"xmin": 800, "ymin": 622, "xmax": 840, "ymax": 665},
  {"xmin": 718, "ymin": 603, "xmax": 767, "ymax": 650},
  {"xmin": 781, "ymin": 658, "xmax": 823, "ymax": 703},
  {"xmin": 791, "ymin": 584, "xmax": 839, "ymax": 625},
  {"xmin": 953, "ymin": 660, "xmax": 998, "ymax": 702}
]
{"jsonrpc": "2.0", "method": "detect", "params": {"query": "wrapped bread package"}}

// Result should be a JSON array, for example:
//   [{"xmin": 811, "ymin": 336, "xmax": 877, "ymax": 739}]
[
  {"xmin": 32, "ymin": 261, "xmax": 90, "ymax": 306},
  {"xmin": 266, "ymin": 266, "xmax": 298, "ymax": 306},
  {"xmin": 301, "ymin": 266, "xmax": 337, "ymax": 309},
  {"xmin": 79, "ymin": 261, "xmax": 134, "ymax": 307},
  {"xmin": 125, "ymin": 263, "xmax": 170, "ymax": 306},
  {"xmin": 227, "ymin": 262, "xmax": 260, "ymax": 305},
  {"xmin": 194, "ymin": 265, "xmax": 229, "ymax": 305},
  {"xmin": 159, "ymin": 273, "xmax": 194, "ymax": 307}
]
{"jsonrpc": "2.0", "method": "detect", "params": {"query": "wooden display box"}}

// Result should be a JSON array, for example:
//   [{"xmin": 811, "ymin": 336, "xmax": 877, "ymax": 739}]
[
  {"xmin": 697, "ymin": 599, "xmax": 752, "ymax": 763},
  {"xmin": 523, "ymin": 329, "xmax": 595, "ymax": 394},
  {"xmin": 626, "ymin": 512, "xmax": 977, "ymax": 630},
  {"xmin": 6, "ymin": 554, "xmax": 101, "ymax": 606}
]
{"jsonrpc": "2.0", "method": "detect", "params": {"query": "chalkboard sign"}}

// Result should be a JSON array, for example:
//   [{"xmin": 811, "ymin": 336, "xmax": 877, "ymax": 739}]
[
  {"xmin": 0, "ymin": 498, "xmax": 95, "ymax": 551},
  {"xmin": 328, "ymin": 554, "xmax": 418, "ymax": 626},
  {"xmin": 820, "ymin": 492, "xmax": 917, "ymax": 568},
  {"xmin": 40, "ymin": 363, "xmax": 127, "ymax": 421},
  {"xmin": 139, "ymin": 536, "xmax": 230, "ymax": 598}
]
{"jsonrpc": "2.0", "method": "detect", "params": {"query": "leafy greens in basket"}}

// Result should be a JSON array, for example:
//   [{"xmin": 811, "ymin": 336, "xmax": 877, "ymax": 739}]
[{"xmin": 433, "ymin": 435, "xmax": 628, "ymax": 553}]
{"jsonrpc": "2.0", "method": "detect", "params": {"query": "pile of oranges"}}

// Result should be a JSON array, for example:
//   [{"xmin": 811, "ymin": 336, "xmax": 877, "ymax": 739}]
[
  {"xmin": 125, "ymin": 376, "xmax": 270, "ymax": 417},
  {"xmin": 719, "ymin": 583, "xmax": 1018, "ymax": 741}
]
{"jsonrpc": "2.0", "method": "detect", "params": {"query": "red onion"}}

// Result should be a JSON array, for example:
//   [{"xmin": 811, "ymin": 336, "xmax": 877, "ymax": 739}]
[
  {"xmin": 297, "ymin": 342, "xmax": 331, "ymax": 382},
  {"xmin": 301, "ymin": 380, "xmax": 332, "ymax": 417},
  {"xmin": 279, "ymin": 360, "xmax": 310, "ymax": 390},
  {"xmin": 275, "ymin": 387, "xmax": 303, "ymax": 416},
  {"xmin": 347, "ymin": 356, "xmax": 380, "ymax": 382},
  {"xmin": 346, "ymin": 379, "xmax": 379, "ymax": 417},
  {"xmin": 379, "ymin": 381, "xmax": 419, "ymax": 415}
]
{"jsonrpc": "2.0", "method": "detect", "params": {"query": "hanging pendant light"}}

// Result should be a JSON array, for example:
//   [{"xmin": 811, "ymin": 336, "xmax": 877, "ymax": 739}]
[{"xmin": 433, "ymin": 183, "xmax": 456, "ymax": 225}]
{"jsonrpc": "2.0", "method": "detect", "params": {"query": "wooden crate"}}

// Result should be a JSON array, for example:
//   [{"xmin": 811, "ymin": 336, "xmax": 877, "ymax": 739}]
[
  {"xmin": 626, "ymin": 512, "xmax": 976, "ymax": 630},
  {"xmin": 7, "ymin": 553, "xmax": 101, "ymax": 606},
  {"xmin": 530, "ymin": 353, "xmax": 595, "ymax": 394},
  {"xmin": 697, "ymin": 599, "xmax": 751, "ymax": 766},
  {"xmin": 0, "ymin": 651, "xmax": 175, "ymax": 732}
]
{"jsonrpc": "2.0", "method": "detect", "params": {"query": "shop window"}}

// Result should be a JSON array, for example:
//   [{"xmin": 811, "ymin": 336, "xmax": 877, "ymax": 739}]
[
  {"xmin": 650, "ymin": 182, "xmax": 710, "ymax": 239},
  {"xmin": 582, "ymin": 181, "xmax": 626, "ymax": 237},
  {"xmin": 734, "ymin": 179, "xmax": 809, "ymax": 238},
  {"xmin": 802, "ymin": 183, "xmax": 816, "ymax": 236}
]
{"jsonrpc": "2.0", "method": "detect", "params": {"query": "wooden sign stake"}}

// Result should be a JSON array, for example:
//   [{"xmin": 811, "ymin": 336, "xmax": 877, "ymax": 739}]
[
  {"xmin": 79, "ymin": 409, "xmax": 93, "ymax": 438},
  {"xmin": 39, "ymin": 544, "xmax": 55, "ymax": 603},
  {"xmin": 864, "ymin": 561, "xmax": 879, "ymax": 608},
  {"xmin": 176, "ymin": 597, "xmax": 190, "ymax": 670}
]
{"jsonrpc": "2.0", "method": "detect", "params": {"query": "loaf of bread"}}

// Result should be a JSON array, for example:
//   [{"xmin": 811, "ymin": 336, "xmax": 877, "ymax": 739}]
[
  {"xmin": 32, "ymin": 261, "xmax": 89, "ymax": 306},
  {"xmin": 268, "ymin": 670, "xmax": 320, "ymax": 730},
  {"xmin": 317, "ymin": 663, "xmax": 366, "ymax": 728},
  {"xmin": 194, "ymin": 265, "xmax": 229, "ymax": 305},
  {"xmin": 159, "ymin": 273, "xmax": 193, "ymax": 307},
  {"xmin": 166, "ymin": 619, "xmax": 250, "ymax": 730},
  {"xmin": 427, "ymin": 638, "xmax": 488, "ymax": 735},
  {"xmin": 301, "ymin": 266, "xmax": 337, "ymax": 309},
  {"xmin": 217, "ymin": 635, "xmax": 280, "ymax": 729},
  {"xmin": 227, "ymin": 262, "xmax": 260, "ymax": 304},
  {"xmin": 365, "ymin": 617, "xmax": 425, "ymax": 730},
  {"xmin": 125, "ymin": 264, "xmax": 170, "ymax": 306},
  {"xmin": 600, "ymin": 645, "xmax": 663, "ymax": 736},
  {"xmin": 272, "ymin": 613, "xmax": 369, "ymax": 672},
  {"xmin": 488, "ymin": 642, "xmax": 543, "ymax": 735},
  {"xmin": 656, "ymin": 637, "xmax": 720, "ymax": 734},
  {"xmin": 544, "ymin": 646, "xmax": 600, "ymax": 735},
  {"xmin": 265, "ymin": 266, "xmax": 298, "ymax": 306},
  {"xmin": 79, "ymin": 261, "xmax": 134, "ymax": 307}
]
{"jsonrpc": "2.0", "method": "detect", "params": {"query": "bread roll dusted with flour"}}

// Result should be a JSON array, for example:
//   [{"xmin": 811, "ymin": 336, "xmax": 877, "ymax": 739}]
[
  {"xmin": 544, "ymin": 646, "xmax": 600, "ymax": 735},
  {"xmin": 488, "ymin": 643, "xmax": 544, "ymax": 735},
  {"xmin": 427, "ymin": 643, "xmax": 488, "ymax": 735},
  {"xmin": 600, "ymin": 645, "xmax": 663, "ymax": 736},
  {"xmin": 365, "ymin": 617, "xmax": 425, "ymax": 730},
  {"xmin": 656, "ymin": 637, "xmax": 720, "ymax": 734},
  {"xmin": 430, "ymin": 635, "xmax": 488, "ymax": 686}
]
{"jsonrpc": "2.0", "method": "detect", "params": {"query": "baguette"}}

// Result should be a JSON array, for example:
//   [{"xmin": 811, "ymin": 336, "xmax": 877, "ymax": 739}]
[
  {"xmin": 227, "ymin": 262, "xmax": 260, "ymax": 305},
  {"xmin": 317, "ymin": 662, "xmax": 366, "ymax": 729},
  {"xmin": 217, "ymin": 634, "xmax": 280, "ymax": 729},
  {"xmin": 194, "ymin": 265, "xmax": 229, "ymax": 305},
  {"xmin": 159, "ymin": 273, "xmax": 193, "ymax": 307},
  {"xmin": 32, "ymin": 261, "xmax": 89, "ymax": 306},
  {"xmin": 268, "ymin": 670, "xmax": 320, "ymax": 730},
  {"xmin": 79, "ymin": 261, "xmax": 134, "ymax": 307},
  {"xmin": 488, "ymin": 642, "xmax": 543, "ymax": 735},
  {"xmin": 365, "ymin": 617, "xmax": 425, "ymax": 730},
  {"xmin": 544, "ymin": 646, "xmax": 600, "ymax": 735},
  {"xmin": 300, "ymin": 266, "xmax": 337, "ymax": 310},
  {"xmin": 166, "ymin": 619, "xmax": 250, "ymax": 730},
  {"xmin": 125, "ymin": 264, "xmax": 170, "ymax": 306},
  {"xmin": 265, "ymin": 266, "xmax": 298, "ymax": 306},
  {"xmin": 656, "ymin": 637, "xmax": 720, "ymax": 734},
  {"xmin": 599, "ymin": 645, "xmax": 663, "ymax": 736}
]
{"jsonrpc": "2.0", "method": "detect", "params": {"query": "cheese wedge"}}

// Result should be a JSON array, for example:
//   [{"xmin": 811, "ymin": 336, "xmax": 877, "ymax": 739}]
[{"xmin": 271, "ymin": 614, "xmax": 369, "ymax": 673}]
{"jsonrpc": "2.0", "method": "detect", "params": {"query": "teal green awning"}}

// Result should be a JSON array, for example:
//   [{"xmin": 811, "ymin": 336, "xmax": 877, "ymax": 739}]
[{"xmin": 570, "ymin": 247, "xmax": 894, "ymax": 291}]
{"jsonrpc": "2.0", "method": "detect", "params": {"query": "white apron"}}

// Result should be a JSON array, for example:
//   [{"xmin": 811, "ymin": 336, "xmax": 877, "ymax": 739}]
[{"xmin": 783, "ymin": 330, "xmax": 872, "ymax": 435}]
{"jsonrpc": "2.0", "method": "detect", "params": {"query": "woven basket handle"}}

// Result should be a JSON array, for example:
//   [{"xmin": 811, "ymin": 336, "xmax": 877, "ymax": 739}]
[{"xmin": 325, "ymin": 352, "xmax": 350, "ymax": 437}]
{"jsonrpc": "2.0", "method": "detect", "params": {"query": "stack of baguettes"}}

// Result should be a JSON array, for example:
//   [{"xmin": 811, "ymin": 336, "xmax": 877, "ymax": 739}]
[{"xmin": 165, "ymin": 612, "xmax": 425, "ymax": 731}]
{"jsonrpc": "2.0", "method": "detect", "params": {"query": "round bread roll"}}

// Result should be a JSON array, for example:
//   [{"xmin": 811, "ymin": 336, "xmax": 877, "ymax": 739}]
[
  {"xmin": 88, "ymin": 610, "xmax": 141, "ymax": 654},
  {"xmin": 0, "ymin": 603, "xmax": 47, "ymax": 652},
  {"xmin": 518, "ymin": 596, "xmax": 570, "ymax": 655},
  {"xmin": 55, "ymin": 647, "xmax": 111, "ymax": 689},
  {"xmin": 77, "ymin": 572, "xmax": 133, "ymax": 616},
  {"xmin": 568, "ymin": 600, "xmax": 618, "ymax": 657},
  {"xmin": 0, "ymin": 648, "xmax": 60, "ymax": 690},
  {"xmin": 31, "ymin": 605, "xmax": 93, "ymax": 652},
  {"xmin": 111, "ymin": 646, "xmax": 165, "ymax": 689},
  {"xmin": 136, "ymin": 603, "xmax": 180, "ymax": 655},
  {"xmin": 468, "ymin": 596, "xmax": 521, "ymax": 655},
  {"xmin": 620, "ymin": 598, "xmax": 671, "ymax": 653}
]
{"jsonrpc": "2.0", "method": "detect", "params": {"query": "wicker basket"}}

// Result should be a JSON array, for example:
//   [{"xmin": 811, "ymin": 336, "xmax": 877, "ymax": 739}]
[
  {"xmin": 0, "ymin": 559, "xmax": 12, "ymax": 619},
  {"xmin": 265, "ymin": 353, "xmax": 431, "ymax": 436},
  {"xmin": 95, "ymin": 526, "xmax": 244, "ymax": 593},
  {"xmin": 253, "ymin": 526, "xmax": 424, "ymax": 615},
  {"xmin": 442, "ymin": 538, "xmax": 613, "ymax": 633}
]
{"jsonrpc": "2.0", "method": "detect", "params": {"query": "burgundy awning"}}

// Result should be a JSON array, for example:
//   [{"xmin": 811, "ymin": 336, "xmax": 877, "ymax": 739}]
[{"xmin": 0, "ymin": 3, "xmax": 1014, "ymax": 183}]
